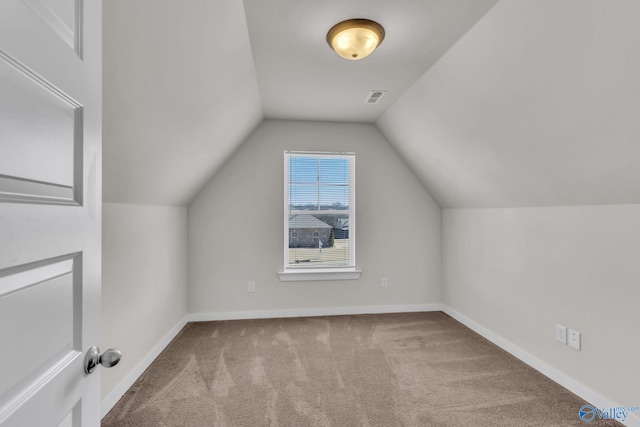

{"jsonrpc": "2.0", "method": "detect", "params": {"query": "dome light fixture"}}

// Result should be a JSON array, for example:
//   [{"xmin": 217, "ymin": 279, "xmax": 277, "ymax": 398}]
[{"xmin": 327, "ymin": 19, "xmax": 385, "ymax": 61}]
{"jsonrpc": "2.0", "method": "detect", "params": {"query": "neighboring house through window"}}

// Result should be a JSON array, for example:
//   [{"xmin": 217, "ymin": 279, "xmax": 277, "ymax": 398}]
[{"xmin": 280, "ymin": 151, "xmax": 359, "ymax": 281}]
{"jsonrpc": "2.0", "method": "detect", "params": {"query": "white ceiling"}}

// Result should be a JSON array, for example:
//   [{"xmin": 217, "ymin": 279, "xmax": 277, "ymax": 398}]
[
  {"xmin": 103, "ymin": 0, "xmax": 640, "ymax": 209},
  {"xmin": 243, "ymin": 0, "xmax": 497, "ymax": 122},
  {"xmin": 103, "ymin": 0, "xmax": 262, "ymax": 206},
  {"xmin": 378, "ymin": 0, "xmax": 640, "ymax": 208},
  {"xmin": 103, "ymin": 0, "xmax": 497, "ymax": 206}
]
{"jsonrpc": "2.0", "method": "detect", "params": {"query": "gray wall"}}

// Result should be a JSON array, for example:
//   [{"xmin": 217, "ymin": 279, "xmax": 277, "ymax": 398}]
[
  {"xmin": 443, "ymin": 205, "xmax": 640, "ymax": 413},
  {"xmin": 188, "ymin": 120, "xmax": 442, "ymax": 314},
  {"xmin": 101, "ymin": 202, "xmax": 188, "ymax": 401}
]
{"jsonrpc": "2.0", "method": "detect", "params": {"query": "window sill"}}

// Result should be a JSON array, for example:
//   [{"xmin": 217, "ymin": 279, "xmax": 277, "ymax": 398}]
[{"xmin": 278, "ymin": 269, "xmax": 361, "ymax": 282}]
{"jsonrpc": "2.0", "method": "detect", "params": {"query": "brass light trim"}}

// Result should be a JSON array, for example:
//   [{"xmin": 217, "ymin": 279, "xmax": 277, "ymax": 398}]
[{"xmin": 327, "ymin": 19, "xmax": 385, "ymax": 61}]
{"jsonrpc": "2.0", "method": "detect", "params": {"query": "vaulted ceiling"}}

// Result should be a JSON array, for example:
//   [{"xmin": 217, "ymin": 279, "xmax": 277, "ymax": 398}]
[
  {"xmin": 103, "ymin": 0, "xmax": 262, "ymax": 206},
  {"xmin": 244, "ymin": 0, "xmax": 497, "ymax": 122},
  {"xmin": 378, "ymin": 0, "xmax": 640, "ymax": 208},
  {"xmin": 103, "ymin": 0, "xmax": 640, "ymax": 208}
]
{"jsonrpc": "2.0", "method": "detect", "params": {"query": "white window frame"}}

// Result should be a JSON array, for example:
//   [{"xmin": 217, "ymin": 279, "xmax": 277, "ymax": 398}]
[{"xmin": 279, "ymin": 151, "xmax": 361, "ymax": 281}]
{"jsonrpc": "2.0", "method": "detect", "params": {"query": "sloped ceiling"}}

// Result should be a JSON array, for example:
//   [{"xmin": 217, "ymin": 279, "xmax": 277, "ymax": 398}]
[
  {"xmin": 102, "ymin": 0, "xmax": 496, "ymax": 206},
  {"xmin": 103, "ymin": 0, "xmax": 262, "ymax": 206},
  {"xmin": 103, "ymin": 0, "xmax": 640, "ymax": 209},
  {"xmin": 377, "ymin": 0, "xmax": 640, "ymax": 208},
  {"xmin": 243, "ymin": 0, "xmax": 497, "ymax": 122}
]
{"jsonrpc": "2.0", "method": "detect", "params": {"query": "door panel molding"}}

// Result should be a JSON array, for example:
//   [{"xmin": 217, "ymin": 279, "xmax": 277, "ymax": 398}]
[
  {"xmin": 0, "ymin": 50, "xmax": 83, "ymax": 206},
  {"xmin": 0, "ymin": 254, "xmax": 82, "ymax": 407},
  {"xmin": 15, "ymin": 0, "xmax": 83, "ymax": 57}
]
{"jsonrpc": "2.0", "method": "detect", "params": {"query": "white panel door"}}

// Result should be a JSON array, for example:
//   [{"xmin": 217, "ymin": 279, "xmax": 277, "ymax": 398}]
[{"xmin": 0, "ymin": 0, "xmax": 102, "ymax": 425}]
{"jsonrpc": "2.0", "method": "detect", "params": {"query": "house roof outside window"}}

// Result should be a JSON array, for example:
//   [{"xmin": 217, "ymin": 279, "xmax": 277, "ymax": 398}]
[{"xmin": 288, "ymin": 215, "xmax": 332, "ymax": 229}]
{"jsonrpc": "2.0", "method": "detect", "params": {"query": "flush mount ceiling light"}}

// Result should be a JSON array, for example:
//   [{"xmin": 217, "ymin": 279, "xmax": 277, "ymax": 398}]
[{"xmin": 327, "ymin": 19, "xmax": 385, "ymax": 61}]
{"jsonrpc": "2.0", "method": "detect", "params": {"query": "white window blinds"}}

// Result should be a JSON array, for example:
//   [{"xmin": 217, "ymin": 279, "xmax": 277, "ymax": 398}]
[{"xmin": 284, "ymin": 152, "xmax": 355, "ymax": 269}]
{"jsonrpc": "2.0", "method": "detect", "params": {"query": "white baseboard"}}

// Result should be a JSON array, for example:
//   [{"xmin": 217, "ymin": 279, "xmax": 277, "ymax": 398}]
[
  {"xmin": 187, "ymin": 303, "xmax": 445, "ymax": 322},
  {"xmin": 100, "ymin": 315, "xmax": 190, "ymax": 418},
  {"xmin": 102, "ymin": 304, "xmax": 639, "ymax": 427},
  {"xmin": 441, "ymin": 306, "xmax": 640, "ymax": 427},
  {"xmin": 101, "ymin": 304, "xmax": 441, "ymax": 418}
]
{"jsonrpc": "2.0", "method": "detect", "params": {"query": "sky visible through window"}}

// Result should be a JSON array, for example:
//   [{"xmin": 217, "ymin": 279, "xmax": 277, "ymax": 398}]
[
  {"xmin": 289, "ymin": 156, "xmax": 349, "ymax": 211},
  {"xmin": 286, "ymin": 153, "xmax": 353, "ymax": 268}
]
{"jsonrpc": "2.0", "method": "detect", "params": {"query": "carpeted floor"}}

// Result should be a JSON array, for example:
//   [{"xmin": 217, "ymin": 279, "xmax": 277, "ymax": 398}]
[{"xmin": 102, "ymin": 312, "xmax": 622, "ymax": 426}]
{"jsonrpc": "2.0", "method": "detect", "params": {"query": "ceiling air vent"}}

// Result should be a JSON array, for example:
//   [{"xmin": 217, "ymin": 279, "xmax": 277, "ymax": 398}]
[{"xmin": 365, "ymin": 90, "xmax": 387, "ymax": 104}]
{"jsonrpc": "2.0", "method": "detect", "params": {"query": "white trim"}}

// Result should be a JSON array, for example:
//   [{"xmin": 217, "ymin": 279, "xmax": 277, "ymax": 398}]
[
  {"xmin": 100, "ymin": 316, "xmax": 189, "ymax": 419},
  {"xmin": 283, "ymin": 152, "xmax": 290, "ymax": 266},
  {"xmin": 285, "ymin": 151, "xmax": 356, "ymax": 157},
  {"xmin": 278, "ymin": 268, "xmax": 361, "ymax": 281},
  {"xmin": 349, "ymin": 155, "xmax": 356, "ymax": 266},
  {"xmin": 284, "ymin": 151, "xmax": 356, "ymax": 271},
  {"xmin": 187, "ymin": 304, "xmax": 444, "ymax": 322},
  {"xmin": 100, "ymin": 305, "xmax": 441, "ymax": 418},
  {"xmin": 101, "ymin": 304, "xmax": 639, "ymax": 427},
  {"xmin": 441, "ymin": 306, "xmax": 640, "ymax": 427}
]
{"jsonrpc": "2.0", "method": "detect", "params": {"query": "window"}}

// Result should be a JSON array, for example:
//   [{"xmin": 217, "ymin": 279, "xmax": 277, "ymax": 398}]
[{"xmin": 280, "ymin": 151, "xmax": 360, "ymax": 281}]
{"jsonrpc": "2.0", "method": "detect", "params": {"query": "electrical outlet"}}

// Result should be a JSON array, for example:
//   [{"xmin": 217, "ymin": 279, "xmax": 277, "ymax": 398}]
[
  {"xmin": 248, "ymin": 281, "xmax": 255, "ymax": 293},
  {"xmin": 381, "ymin": 277, "xmax": 388, "ymax": 288},
  {"xmin": 556, "ymin": 324, "xmax": 567, "ymax": 344},
  {"xmin": 568, "ymin": 329, "xmax": 581, "ymax": 350}
]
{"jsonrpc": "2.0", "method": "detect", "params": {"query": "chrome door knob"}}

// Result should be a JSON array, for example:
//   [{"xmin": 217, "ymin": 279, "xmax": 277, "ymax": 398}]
[{"xmin": 84, "ymin": 346, "xmax": 122, "ymax": 375}]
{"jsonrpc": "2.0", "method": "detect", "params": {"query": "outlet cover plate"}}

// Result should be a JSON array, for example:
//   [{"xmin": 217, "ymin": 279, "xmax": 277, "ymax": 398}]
[
  {"xmin": 569, "ymin": 329, "xmax": 581, "ymax": 350},
  {"xmin": 556, "ymin": 324, "xmax": 567, "ymax": 344}
]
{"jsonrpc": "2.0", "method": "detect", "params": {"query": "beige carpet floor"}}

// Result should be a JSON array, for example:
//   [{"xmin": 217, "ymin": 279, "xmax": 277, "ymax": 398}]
[{"xmin": 102, "ymin": 312, "xmax": 622, "ymax": 426}]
